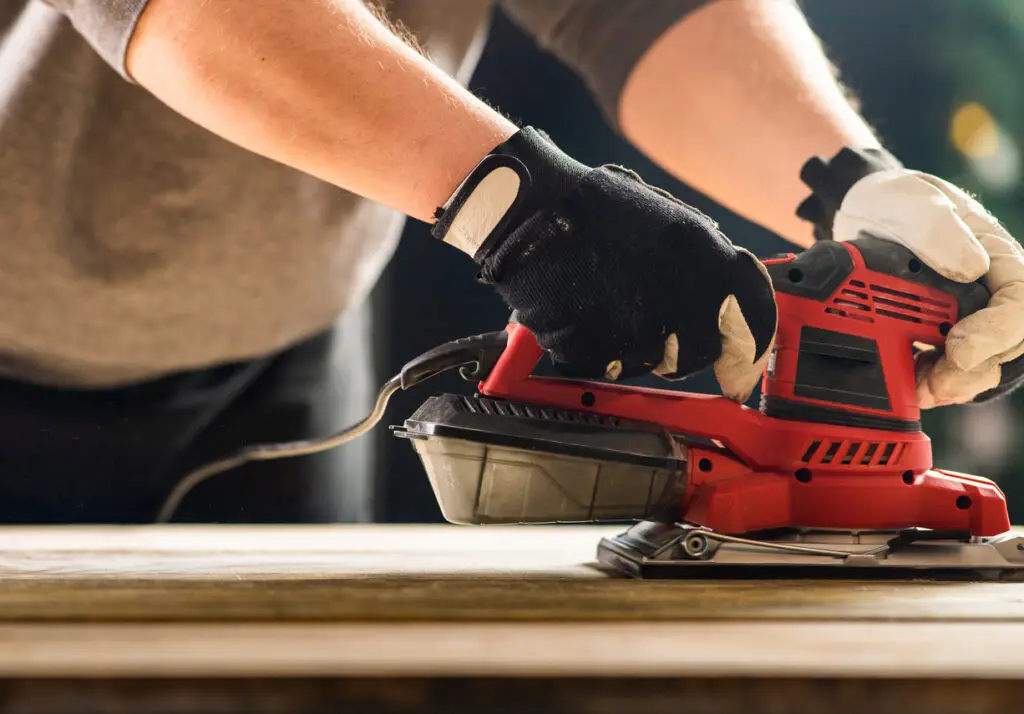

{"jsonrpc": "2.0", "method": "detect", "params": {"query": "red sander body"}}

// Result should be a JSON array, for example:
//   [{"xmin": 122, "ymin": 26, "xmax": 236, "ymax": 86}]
[{"xmin": 394, "ymin": 236, "xmax": 1024, "ymax": 579}]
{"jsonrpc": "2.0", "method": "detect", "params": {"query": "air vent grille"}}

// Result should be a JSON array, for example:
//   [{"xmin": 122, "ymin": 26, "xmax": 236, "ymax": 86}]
[
  {"xmin": 800, "ymin": 438, "xmax": 904, "ymax": 467},
  {"xmin": 825, "ymin": 280, "xmax": 954, "ymax": 327}
]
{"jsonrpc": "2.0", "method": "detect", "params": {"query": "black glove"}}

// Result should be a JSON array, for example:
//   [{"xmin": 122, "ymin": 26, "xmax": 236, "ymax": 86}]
[{"xmin": 431, "ymin": 127, "xmax": 777, "ymax": 402}]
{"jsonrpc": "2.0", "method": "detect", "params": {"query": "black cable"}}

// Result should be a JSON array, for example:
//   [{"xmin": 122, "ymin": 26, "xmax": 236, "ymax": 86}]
[
  {"xmin": 154, "ymin": 374, "xmax": 402, "ymax": 523},
  {"xmin": 152, "ymin": 328, "xmax": 511, "ymax": 523}
]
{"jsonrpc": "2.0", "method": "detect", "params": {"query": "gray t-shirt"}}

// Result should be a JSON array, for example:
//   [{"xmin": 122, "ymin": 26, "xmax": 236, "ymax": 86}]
[{"xmin": 1, "ymin": 0, "xmax": 711, "ymax": 388}]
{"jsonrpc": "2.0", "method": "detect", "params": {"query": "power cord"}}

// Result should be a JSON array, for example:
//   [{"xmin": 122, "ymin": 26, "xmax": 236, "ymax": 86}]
[{"xmin": 153, "ymin": 330, "xmax": 509, "ymax": 523}]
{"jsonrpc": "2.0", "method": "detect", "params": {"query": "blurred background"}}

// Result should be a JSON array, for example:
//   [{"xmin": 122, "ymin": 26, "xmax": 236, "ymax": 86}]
[{"xmin": 366, "ymin": 0, "xmax": 1024, "ymax": 523}]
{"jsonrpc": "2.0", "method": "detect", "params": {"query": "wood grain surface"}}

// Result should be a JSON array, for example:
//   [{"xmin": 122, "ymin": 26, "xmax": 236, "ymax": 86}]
[
  {"xmin": 2, "ymin": 620, "xmax": 1024, "ymax": 678},
  {"xmin": 0, "ymin": 524, "xmax": 1020, "ymax": 623},
  {"xmin": 0, "ymin": 524, "xmax": 1019, "ymax": 712}
]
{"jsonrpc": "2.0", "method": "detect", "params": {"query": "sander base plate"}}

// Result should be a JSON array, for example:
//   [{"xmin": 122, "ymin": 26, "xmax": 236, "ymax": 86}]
[{"xmin": 596, "ymin": 520, "xmax": 1024, "ymax": 581}]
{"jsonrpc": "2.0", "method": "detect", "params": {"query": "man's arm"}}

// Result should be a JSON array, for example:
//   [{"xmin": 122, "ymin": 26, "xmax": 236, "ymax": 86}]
[
  {"xmin": 612, "ymin": 0, "xmax": 1024, "ymax": 407},
  {"xmin": 120, "ymin": 0, "xmax": 516, "ymax": 222},
  {"xmin": 617, "ymin": 0, "xmax": 880, "ymax": 247},
  {"xmin": 497, "ymin": 0, "xmax": 877, "ymax": 247},
  {"xmin": 48, "ymin": 0, "xmax": 777, "ymax": 400}
]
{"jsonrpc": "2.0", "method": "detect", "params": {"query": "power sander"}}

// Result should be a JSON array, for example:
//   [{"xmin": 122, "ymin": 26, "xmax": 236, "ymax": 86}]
[
  {"xmin": 156, "ymin": 235, "xmax": 1024, "ymax": 580},
  {"xmin": 390, "ymin": 235, "xmax": 1024, "ymax": 580}
]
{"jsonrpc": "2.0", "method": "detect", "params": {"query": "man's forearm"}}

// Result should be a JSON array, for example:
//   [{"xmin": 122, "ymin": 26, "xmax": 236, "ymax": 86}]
[
  {"xmin": 618, "ymin": 0, "xmax": 880, "ymax": 247},
  {"xmin": 125, "ymin": 0, "xmax": 517, "ymax": 222}
]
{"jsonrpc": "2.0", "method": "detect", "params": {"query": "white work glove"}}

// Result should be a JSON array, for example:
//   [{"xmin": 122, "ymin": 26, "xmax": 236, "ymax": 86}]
[{"xmin": 796, "ymin": 147, "xmax": 1024, "ymax": 409}]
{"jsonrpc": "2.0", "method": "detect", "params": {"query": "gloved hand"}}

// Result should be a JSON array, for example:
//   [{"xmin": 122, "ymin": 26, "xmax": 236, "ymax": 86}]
[
  {"xmin": 796, "ymin": 146, "xmax": 1024, "ymax": 408},
  {"xmin": 430, "ymin": 126, "xmax": 777, "ymax": 403}
]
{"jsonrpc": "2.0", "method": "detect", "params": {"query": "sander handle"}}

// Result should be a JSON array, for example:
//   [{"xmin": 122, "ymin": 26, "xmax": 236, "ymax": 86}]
[
  {"xmin": 759, "ymin": 234, "xmax": 991, "ymax": 427},
  {"xmin": 764, "ymin": 234, "xmax": 990, "ymax": 341},
  {"xmin": 846, "ymin": 234, "xmax": 991, "ymax": 325}
]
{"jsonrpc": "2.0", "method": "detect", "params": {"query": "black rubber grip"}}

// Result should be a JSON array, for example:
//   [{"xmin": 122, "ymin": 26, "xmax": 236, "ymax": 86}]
[{"xmin": 399, "ymin": 331, "xmax": 509, "ymax": 389}]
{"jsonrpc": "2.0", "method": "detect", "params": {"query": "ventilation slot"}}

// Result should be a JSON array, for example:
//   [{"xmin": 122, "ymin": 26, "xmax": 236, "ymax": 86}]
[
  {"xmin": 833, "ymin": 298, "xmax": 871, "ymax": 311},
  {"xmin": 825, "ymin": 307, "xmax": 874, "ymax": 323},
  {"xmin": 872, "ymin": 296, "xmax": 948, "ymax": 319},
  {"xmin": 860, "ymin": 443, "xmax": 879, "ymax": 465},
  {"xmin": 841, "ymin": 442, "xmax": 861, "ymax": 464},
  {"xmin": 870, "ymin": 284, "xmax": 951, "ymax": 309},
  {"xmin": 801, "ymin": 441, "xmax": 822, "ymax": 462},
  {"xmin": 877, "ymin": 442, "xmax": 897, "ymax": 465},
  {"xmin": 868, "ymin": 284, "xmax": 952, "ymax": 327},
  {"xmin": 876, "ymin": 308, "xmax": 924, "ymax": 324},
  {"xmin": 826, "ymin": 281, "xmax": 875, "ymax": 323},
  {"xmin": 820, "ymin": 442, "xmax": 842, "ymax": 464},
  {"xmin": 873, "ymin": 301, "xmax": 941, "ymax": 326}
]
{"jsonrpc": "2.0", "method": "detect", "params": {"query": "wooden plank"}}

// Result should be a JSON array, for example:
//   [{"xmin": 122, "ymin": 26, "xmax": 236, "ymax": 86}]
[
  {"xmin": 0, "ymin": 524, "xmax": 607, "ymax": 577},
  {"xmin": 0, "ymin": 524, "xmax": 1020, "ymax": 623},
  {"xmin": 0, "ymin": 524, "xmax": 1019, "ymax": 712},
  {"xmin": 0, "ymin": 621, "xmax": 1023, "ymax": 678}
]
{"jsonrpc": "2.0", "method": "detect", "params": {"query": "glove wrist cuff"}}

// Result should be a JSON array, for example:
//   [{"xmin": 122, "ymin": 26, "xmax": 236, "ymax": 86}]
[
  {"xmin": 430, "ymin": 126, "xmax": 587, "ymax": 262},
  {"xmin": 795, "ymin": 145, "xmax": 904, "ymax": 241}
]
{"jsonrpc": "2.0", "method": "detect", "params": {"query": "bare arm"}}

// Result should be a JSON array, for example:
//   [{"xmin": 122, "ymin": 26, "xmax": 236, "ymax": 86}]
[
  {"xmin": 617, "ymin": 0, "xmax": 881, "ymax": 247},
  {"xmin": 124, "ymin": 0, "xmax": 516, "ymax": 222}
]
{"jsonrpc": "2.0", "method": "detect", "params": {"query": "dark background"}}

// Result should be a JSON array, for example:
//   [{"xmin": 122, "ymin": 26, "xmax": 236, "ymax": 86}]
[{"xmin": 369, "ymin": 0, "xmax": 1024, "ymax": 523}]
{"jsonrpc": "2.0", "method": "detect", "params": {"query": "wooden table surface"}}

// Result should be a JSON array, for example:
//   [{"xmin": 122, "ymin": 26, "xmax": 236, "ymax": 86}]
[{"xmin": 0, "ymin": 523, "xmax": 1022, "ymax": 714}]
